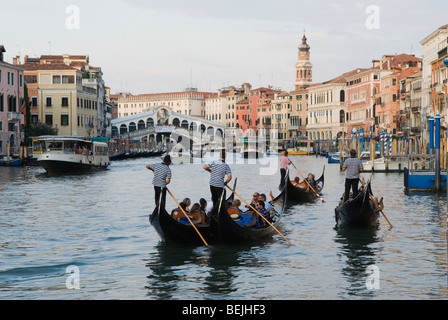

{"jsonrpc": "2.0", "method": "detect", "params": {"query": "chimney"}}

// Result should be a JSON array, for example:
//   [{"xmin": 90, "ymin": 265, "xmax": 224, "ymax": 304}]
[
  {"xmin": 13, "ymin": 55, "xmax": 20, "ymax": 65},
  {"xmin": 372, "ymin": 60, "xmax": 381, "ymax": 68},
  {"xmin": 0, "ymin": 45, "xmax": 5, "ymax": 62}
]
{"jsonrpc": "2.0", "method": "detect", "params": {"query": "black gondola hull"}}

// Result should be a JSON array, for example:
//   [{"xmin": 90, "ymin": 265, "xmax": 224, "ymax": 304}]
[
  {"xmin": 334, "ymin": 181, "xmax": 380, "ymax": 228},
  {"xmin": 210, "ymin": 189, "xmax": 287, "ymax": 242},
  {"xmin": 285, "ymin": 167, "xmax": 325, "ymax": 202},
  {"xmin": 150, "ymin": 206, "xmax": 213, "ymax": 244},
  {"xmin": 149, "ymin": 188, "xmax": 235, "ymax": 245}
]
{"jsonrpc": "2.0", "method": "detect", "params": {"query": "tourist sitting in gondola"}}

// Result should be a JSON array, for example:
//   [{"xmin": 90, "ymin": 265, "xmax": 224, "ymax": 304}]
[
  {"xmin": 171, "ymin": 201, "xmax": 190, "ymax": 220},
  {"xmin": 243, "ymin": 200, "xmax": 271, "ymax": 227},
  {"xmin": 248, "ymin": 192, "xmax": 260, "ymax": 208},
  {"xmin": 305, "ymin": 173, "xmax": 317, "ymax": 189},
  {"xmin": 291, "ymin": 177, "xmax": 301, "ymax": 186},
  {"xmin": 182, "ymin": 198, "xmax": 192, "ymax": 212},
  {"xmin": 186, "ymin": 203, "xmax": 206, "ymax": 225},
  {"xmin": 228, "ymin": 199, "xmax": 242, "ymax": 216},
  {"xmin": 259, "ymin": 194, "xmax": 274, "ymax": 212},
  {"xmin": 199, "ymin": 198, "xmax": 211, "ymax": 222},
  {"xmin": 256, "ymin": 200, "xmax": 270, "ymax": 226}
]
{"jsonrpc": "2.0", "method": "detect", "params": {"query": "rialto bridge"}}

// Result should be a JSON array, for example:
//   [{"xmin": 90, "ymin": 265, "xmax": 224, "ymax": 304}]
[{"xmin": 111, "ymin": 106, "xmax": 233, "ymax": 150}]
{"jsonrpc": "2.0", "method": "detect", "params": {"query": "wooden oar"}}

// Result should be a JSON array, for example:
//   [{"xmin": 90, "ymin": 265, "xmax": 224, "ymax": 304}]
[
  {"xmin": 360, "ymin": 178, "xmax": 393, "ymax": 229},
  {"xmin": 370, "ymin": 196, "xmax": 393, "ymax": 229},
  {"xmin": 288, "ymin": 158, "xmax": 325, "ymax": 203},
  {"xmin": 225, "ymin": 184, "xmax": 293, "ymax": 246},
  {"xmin": 166, "ymin": 188, "xmax": 209, "ymax": 247}
]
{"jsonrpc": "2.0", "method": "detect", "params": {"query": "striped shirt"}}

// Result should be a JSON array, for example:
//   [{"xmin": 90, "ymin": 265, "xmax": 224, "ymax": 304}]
[
  {"xmin": 342, "ymin": 157, "xmax": 363, "ymax": 179},
  {"xmin": 208, "ymin": 160, "xmax": 232, "ymax": 187},
  {"xmin": 148, "ymin": 163, "xmax": 172, "ymax": 187}
]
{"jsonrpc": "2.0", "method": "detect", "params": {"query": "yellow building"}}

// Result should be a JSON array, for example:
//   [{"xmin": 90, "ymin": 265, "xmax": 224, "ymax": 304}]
[{"xmin": 21, "ymin": 55, "xmax": 101, "ymax": 137}]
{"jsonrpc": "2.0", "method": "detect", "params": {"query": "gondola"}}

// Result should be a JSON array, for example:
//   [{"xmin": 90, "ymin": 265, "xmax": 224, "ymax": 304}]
[
  {"xmin": 149, "ymin": 184, "xmax": 235, "ymax": 245},
  {"xmin": 284, "ymin": 167, "xmax": 325, "ymax": 202},
  {"xmin": 334, "ymin": 180, "xmax": 380, "ymax": 228},
  {"xmin": 210, "ymin": 187, "xmax": 287, "ymax": 242}
]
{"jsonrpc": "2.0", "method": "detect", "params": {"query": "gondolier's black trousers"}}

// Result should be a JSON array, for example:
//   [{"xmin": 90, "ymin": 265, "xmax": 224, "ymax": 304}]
[
  {"xmin": 343, "ymin": 178, "xmax": 359, "ymax": 203},
  {"xmin": 154, "ymin": 186, "xmax": 167, "ymax": 209},
  {"xmin": 210, "ymin": 185, "xmax": 226, "ymax": 208},
  {"xmin": 280, "ymin": 168, "xmax": 287, "ymax": 189}
]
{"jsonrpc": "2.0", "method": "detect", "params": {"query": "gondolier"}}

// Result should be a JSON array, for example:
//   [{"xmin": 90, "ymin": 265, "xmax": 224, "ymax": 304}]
[
  {"xmin": 341, "ymin": 149, "xmax": 364, "ymax": 203},
  {"xmin": 203, "ymin": 151, "xmax": 232, "ymax": 208},
  {"xmin": 279, "ymin": 150, "xmax": 292, "ymax": 189},
  {"xmin": 146, "ymin": 155, "xmax": 172, "ymax": 209}
]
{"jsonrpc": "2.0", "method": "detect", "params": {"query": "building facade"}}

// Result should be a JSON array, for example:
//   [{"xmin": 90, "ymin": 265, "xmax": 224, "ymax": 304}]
[
  {"xmin": 117, "ymin": 89, "xmax": 215, "ymax": 119},
  {"xmin": 0, "ymin": 45, "xmax": 25, "ymax": 157},
  {"xmin": 420, "ymin": 25, "xmax": 448, "ymax": 128},
  {"xmin": 205, "ymin": 83, "xmax": 251, "ymax": 128},
  {"xmin": 306, "ymin": 69, "xmax": 358, "ymax": 141},
  {"xmin": 20, "ymin": 54, "xmax": 109, "ymax": 137}
]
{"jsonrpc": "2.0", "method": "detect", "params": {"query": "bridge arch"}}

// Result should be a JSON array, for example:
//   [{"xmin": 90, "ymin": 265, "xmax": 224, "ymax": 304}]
[
  {"xmin": 112, "ymin": 126, "xmax": 118, "ymax": 137},
  {"xmin": 181, "ymin": 120, "xmax": 189, "ymax": 129}
]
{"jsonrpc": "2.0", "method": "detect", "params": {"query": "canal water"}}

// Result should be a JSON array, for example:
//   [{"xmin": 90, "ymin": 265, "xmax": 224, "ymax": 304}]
[{"xmin": 0, "ymin": 154, "xmax": 447, "ymax": 300}]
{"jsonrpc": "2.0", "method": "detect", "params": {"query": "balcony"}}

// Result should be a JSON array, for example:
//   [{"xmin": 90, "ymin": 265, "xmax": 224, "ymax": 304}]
[
  {"xmin": 8, "ymin": 112, "xmax": 22, "ymax": 121},
  {"xmin": 435, "ymin": 84, "xmax": 446, "ymax": 95},
  {"xmin": 411, "ymin": 107, "xmax": 421, "ymax": 113}
]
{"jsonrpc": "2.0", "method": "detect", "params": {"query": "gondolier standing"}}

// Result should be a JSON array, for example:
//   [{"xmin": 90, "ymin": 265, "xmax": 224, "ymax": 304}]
[
  {"xmin": 203, "ymin": 151, "xmax": 232, "ymax": 208},
  {"xmin": 342, "ymin": 149, "xmax": 364, "ymax": 203},
  {"xmin": 146, "ymin": 155, "xmax": 172, "ymax": 209},
  {"xmin": 280, "ymin": 150, "xmax": 291, "ymax": 189}
]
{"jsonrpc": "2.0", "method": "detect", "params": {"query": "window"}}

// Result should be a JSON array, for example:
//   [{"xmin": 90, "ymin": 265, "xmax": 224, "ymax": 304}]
[
  {"xmin": 53, "ymin": 76, "xmax": 61, "ymax": 84},
  {"xmin": 45, "ymin": 114, "xmax": 53, "ymax": 126},
  {"xmin": 45, "ymin": 97, "xmax": 52, "ymax": 107},
  {"xmin": 8, "ymin": 96, "xmax": 16, "ymax": 112},
  {"xmin": 20, "ymin": 75, "xmax": 23, "ymax": 87},
  {"xmin": 62, "ymin": 97, "xmax": 69, "ymax": 107},
  {"xmin": 61, "ymin": 114, "xmax": 69, "ymax": 126},
  {"xmin": 31, "ymin": 97, "xmax": 38, "ymax": 107},
  {"xmin": 0, "ymin": 94, "xmax": 3, "ymax": 112},
  {"xmin": 0, "ymin": 70, "xmax": 2, "ymax": 83},
  {"xmin": 62, "ymin": 75, "xmax": 74, "ymax": 84},
  {"xmin": 24, "ymin": 75, "xmax": 37, "ymax": 84}
]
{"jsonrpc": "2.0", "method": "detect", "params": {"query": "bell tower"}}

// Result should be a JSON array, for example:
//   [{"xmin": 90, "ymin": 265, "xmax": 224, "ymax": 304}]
[{"xmin": 295, "ymin": 34, "xmax": 313, "ymax": 90}]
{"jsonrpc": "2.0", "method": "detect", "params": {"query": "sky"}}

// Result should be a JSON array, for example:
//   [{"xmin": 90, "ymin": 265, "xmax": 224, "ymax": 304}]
[{"xmin": 1, "ymin": 0, "xmax": 448, "ymax": 94}]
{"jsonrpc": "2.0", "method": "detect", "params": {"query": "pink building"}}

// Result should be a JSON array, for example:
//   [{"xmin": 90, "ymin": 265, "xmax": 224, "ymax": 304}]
[
  {"xmin": 0, "ymin": 45, "xmax": 25, "ymax": 158},
  {"xmin": 345, "ymin": 66, "xmax": 379, "ymax": 138}
]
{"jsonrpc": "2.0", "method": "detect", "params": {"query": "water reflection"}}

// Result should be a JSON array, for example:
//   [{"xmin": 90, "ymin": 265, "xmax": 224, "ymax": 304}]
[
  {"xmin": 144, "ymin": 242, "xmax": 268, "ymax": 299},
  {"xmin": 334, "ymin": 227, "xmax": 381, "ymax": 299}
]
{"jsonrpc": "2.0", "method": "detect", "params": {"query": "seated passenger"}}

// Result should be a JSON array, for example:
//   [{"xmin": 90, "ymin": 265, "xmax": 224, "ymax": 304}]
[
  {"xmin": 171, "ymin": 201, "xmax": 188, "ymax": 220},
  {"xmin": 199, "ymin": 198, "xmax": 211, "ymax": 222},
  {"xmin": 291, "ymin": 177, "xmax": 300, "ymax": 186},
  {"xmin": 188, "ymin": 203, "xmax": 205, "ymax": 225},
  {"xmin": 227, "ymin": 199, "xmax": 242, "ymax": 216},
  {"xmin": 259, "ymin": 194, "xmax": 273, "ymax": 212},
  {"xmin": 182, "ymin": 198, "xmax": 191, "ymax": 212},
  {"xmin": 255, "ymin": 200, "xmax": 270, "ymax": 227},
  {"xmin": 248, "ymin": 192, "xmax": 260, "ymax": 208},
  {"xmin": 306, "ymin": 173, "xmax": 317, "ymax": 189}
]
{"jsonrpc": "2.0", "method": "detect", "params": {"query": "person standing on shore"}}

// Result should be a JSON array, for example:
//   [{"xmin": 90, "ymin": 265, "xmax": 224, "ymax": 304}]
[
  {"xmin": 279, "ymin": 150, "xmax": 291, "ymax": 189},
  {"xmin": 146, "ymin": 155, "xmax": 172, "ymax": 209},
  {"xmin": 203, "ymin": 151, "xmax": 232, "ymax": 208},
  {"xmin": 341, "ymin": 149, "xmax": 364, "ymax": 203}
]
